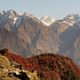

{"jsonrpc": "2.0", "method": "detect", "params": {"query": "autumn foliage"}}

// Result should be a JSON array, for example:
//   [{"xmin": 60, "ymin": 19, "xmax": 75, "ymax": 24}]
[{"xmin": 0, "ymin": 49, "xmax": 80, "ymax": 80}]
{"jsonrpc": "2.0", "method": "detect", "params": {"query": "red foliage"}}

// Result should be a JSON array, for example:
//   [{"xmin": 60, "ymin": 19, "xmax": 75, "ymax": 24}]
[{"xmin": 3, "ymin": 50, "xmax": 80, "ymax": 79}]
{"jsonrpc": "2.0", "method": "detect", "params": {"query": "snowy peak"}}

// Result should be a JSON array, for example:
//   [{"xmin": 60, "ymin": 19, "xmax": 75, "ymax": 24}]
[
  {"xmin": 0, "ymin": 10, "xmax": 56, "ymax": 27},
  {"xmin": 40, "ymin": 15, "xmax": 56, "ymax": 26},
  {"xmin": 63, "ymin": 14, "xmax": 80, "ymax": 26},
  {"xmin": 50, "ymin": 14, "xmax": 80, "ymax": 35},
  {"xmin": 26, "ymin": 13, "xmax": 41, "ymax": 23},
  {"xmin": 64, "ymin": 14, "xmax": 79, "ymax": 21},
  {"xmin": 0, "ymin": 10, "xmax": 19, "ymax": 25},
  {"xmin": 0, "ymin": 10, "xmax": 42, "ymax": 25},
  {"xmin": 7, "ymin": 9, "xmax": 18, "ymax": 15},
  {"xmin": 41, "ymin": 15, "xmax": 49, "ymax": 20},
  {"xmin": 4, "ymin": 9, "xmax": 18, "ymax": 19}
]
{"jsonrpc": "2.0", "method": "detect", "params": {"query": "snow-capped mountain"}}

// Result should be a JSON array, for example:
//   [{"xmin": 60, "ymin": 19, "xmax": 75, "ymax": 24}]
[
  {"xmin": 59, "ymin": 21, "xmax": 80, "ymax": 64},
  {"xmin": 63, "ymin": 14, "xmax": 80, "ymax": 26},
  {"xmin": 50, "ymin": 14, "xmax": 80, "ymax": 35},
  {"xmin": 0, "ymin": 10, "xmax": 60, "ymax": 56},
  {"xmin": 0, "ymin": 10, "xmax": 80, "ymax": 65},
  {"xmin": 40, "ymin": 15, "xmax": 56, "ymax": 26}
]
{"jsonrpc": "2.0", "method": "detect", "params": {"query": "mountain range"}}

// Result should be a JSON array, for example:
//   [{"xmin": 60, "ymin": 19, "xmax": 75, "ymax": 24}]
[
  {"xmin": 0, "ymin": 10, "xmax": 80, "ymax": 65},
  {"xmin": 0, "ymin": 10, "xmax": 60, "ymax": 56}
]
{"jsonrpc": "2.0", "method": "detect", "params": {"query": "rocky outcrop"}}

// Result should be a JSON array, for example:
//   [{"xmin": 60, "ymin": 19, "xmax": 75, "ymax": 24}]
[{"xmin": 0, "ymin": 50, "xmax": 39, "ymax": 80}]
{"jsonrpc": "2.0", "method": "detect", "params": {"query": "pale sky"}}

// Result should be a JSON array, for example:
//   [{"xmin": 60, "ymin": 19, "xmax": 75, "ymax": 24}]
[{"xmin": 0, "ymin": 0, "xmax": 80, "ymax": 19}]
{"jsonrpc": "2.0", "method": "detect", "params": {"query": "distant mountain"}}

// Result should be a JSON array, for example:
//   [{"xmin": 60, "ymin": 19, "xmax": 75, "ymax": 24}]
[
  {"xmin": 50, "ymin": 14, "xmax": 80, "ymax": 35},
  {"xmin": 40, "ymin": 15, "xmax": 56, "ymax": 26},
  {"xmin": 1, "ymin": 49, "xmax": 80, "ymax": 80},
  {"xmin": 0, "ymin": 10, "xmax": 80, "ymax": 65},
  {"xmin": 50, "ymin": 14, "xmax": 80, "ymax": 64},
  {"xmin": 0, "ymin": 10, "xmax": 60, "ymax": 56},
  {"xmin": 59, "ymin": 21, "xmax": 80, "ymax": 64}
]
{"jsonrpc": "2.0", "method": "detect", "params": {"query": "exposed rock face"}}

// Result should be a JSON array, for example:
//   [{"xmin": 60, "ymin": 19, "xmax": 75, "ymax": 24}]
[
  {"xmin": 0, "ymin": 10, "xmax": 80, "ymax": 66},
  {"xmin": 58, "ymin": 20, "xmax": 80, "ymax": 64},
  {"xmin": 0, "ymin": 10, "xmax": 60, "ymax": 56},
  {"xmin": 50, "ymin": 14, "xmax": 80, "ymax": 64},
  {"xmin": 50, "ymin": 14, "xmax": 80, "ymax": 35}
]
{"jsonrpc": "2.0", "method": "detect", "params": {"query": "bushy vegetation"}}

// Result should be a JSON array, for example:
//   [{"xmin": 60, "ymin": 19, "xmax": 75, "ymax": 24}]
[
  {"xmin": 0, "ymin": 48, "xmax": 79, "ymax": 80},
  {"xmin": 3, "ymin": 50, "xmax": 80, "ymax": 80}
]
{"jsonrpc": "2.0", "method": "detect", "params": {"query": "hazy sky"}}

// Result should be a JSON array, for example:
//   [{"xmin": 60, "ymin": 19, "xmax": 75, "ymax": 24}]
[{"xmin": 0, "ymin": 0, "xmax": 80, "ymax": 19}]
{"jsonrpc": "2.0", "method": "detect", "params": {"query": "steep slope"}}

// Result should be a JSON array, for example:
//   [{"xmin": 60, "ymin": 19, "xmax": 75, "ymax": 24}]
[
  {"xmin": 59, "ymin": 20, "xmax": 80, "ymax": 64},
  {"xmin": 50, "ymin": 14, "xmax": 80, "ymax": 35},
  {"xmin": 50, "ymin": 14, "xmax": 80, "ymax": 64},
  {"xmin": 1, "ymin": 49, "xmax": 80, "ymax": 80},
  {"xmin": 0, "ymin": 10, "xmax": 80, "ymax": 66},
  {"xmin": 0, "ymin": 10, "xmax": 60, "ymax": 56}
]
